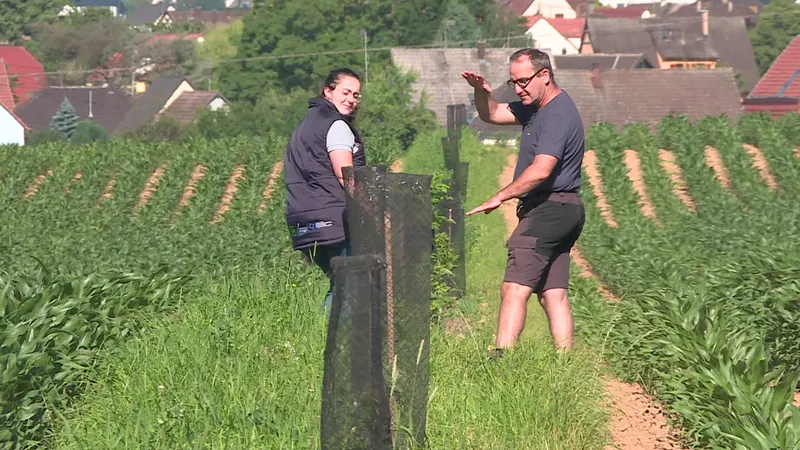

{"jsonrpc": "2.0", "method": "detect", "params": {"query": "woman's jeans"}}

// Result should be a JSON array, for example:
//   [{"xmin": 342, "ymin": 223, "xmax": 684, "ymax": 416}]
[{"xmin": 301, "ymin": 241, "xmax": 349, "ymax": 316}]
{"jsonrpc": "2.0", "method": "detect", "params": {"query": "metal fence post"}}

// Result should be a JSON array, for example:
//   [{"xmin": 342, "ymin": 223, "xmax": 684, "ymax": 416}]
[{"xmin": 321, "ymin": 254, "xmax": 392, "ymax": 450}]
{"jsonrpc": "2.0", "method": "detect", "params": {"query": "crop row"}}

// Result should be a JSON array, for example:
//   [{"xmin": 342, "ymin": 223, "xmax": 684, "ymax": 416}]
[
  {"xmin": 573, "ymin": 113, "xmax": 800, "ymax": 449},
  {"xmin": 0, "ymin": 136, "xmax": 296, "ymax": 277}
]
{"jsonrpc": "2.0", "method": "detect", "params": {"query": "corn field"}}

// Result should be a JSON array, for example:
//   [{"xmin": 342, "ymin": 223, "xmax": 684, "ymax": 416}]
[
  {"xmin": 0, "ymin": 135, "xmax": 297, "ymax": 448},
  {"xmin": 2, "ymin": 111, "xmax": 800, "ymax": 449},
  {"xmin": 573, "ymin": 111, "xmax": 800, "ymax": 449}
]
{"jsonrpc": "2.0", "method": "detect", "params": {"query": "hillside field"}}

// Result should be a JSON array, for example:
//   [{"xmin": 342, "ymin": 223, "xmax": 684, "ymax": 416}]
[{"xmin": 1, "ymin": 111, "xmax": 800, "ymax": 449}]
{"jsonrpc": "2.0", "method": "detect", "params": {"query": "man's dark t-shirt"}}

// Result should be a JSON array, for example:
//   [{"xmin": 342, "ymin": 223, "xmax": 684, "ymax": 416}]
[{"xmin": 508, "ymin": 90, "xmax": 585, "ymax": 199}]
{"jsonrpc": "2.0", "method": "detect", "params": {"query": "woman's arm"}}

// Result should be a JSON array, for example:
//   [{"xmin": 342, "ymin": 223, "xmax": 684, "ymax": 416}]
[{"xmin": 326, "ymin": 120, "xmax": 357, "ymax": 186}]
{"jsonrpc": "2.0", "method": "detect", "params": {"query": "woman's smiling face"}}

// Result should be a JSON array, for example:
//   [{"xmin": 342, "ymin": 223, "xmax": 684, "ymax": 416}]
[{"xmin": 324, "ymin": 76, "xmax": 362, "ymax": 115}]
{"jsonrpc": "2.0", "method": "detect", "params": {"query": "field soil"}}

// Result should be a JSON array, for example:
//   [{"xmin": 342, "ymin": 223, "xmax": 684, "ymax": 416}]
[
  {"xmin": 583, "ymin": 150, "xmax": 618, "ymax": 228},
  {"xmin": 658, "ymin": 149, "xmax": 696, "ymax": 211},
  {"xmin": 496, "ymin": 151, "xmax": 680, "ymax": 449},
  {"xmin": 623, "ymin": 149, "xmax": 659, "ymax": 223}
]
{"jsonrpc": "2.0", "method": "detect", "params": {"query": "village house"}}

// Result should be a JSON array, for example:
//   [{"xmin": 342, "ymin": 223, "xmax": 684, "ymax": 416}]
[
  {"xmin": 497, "ymin": 0, "xmax": 579, "ymax": 19},
  {"xmin": 743, "ymin": 36, "xmax": 800, "ymax": 118},
  {"xmin": 525, "ymin": 16, "xmax": 585, "ymax": 55},
  {"xmin": 579, "ymin": 14, "xmax": 760, "ymax": 95},
  {"xmin": 469, "ymin": 67, "xmax": 744, "ymax": 143},
  {"xmin": 113, "ymin": 76, "xmax": 230, "ymax": 135},
  {"xmin": 0, "ymin": 63, "xmax": 28, "ymax": 146}
]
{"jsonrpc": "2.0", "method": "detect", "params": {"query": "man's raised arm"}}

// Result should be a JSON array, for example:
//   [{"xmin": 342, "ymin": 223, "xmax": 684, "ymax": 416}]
[{"xmin": 462, "ymin": 71, "xmax": 519, "ymax": 125}]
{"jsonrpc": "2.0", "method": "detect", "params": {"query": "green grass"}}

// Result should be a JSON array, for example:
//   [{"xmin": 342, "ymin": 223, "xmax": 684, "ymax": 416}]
[{"xmin": 50, "ymin": 129, "xmax": 612, "ymax": 449}]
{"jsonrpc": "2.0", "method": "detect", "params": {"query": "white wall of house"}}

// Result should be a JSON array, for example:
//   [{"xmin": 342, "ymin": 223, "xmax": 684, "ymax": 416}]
[
  {"xmin": 522, "ymin": 0, "xmax": 577, "ymax": 19},
  {"xmin": 527, "ymin": 20, "xmax": 579, "ymax": 55},
  {"xmin": 208, "ymin": 97, "xmax": 229, "ymax": 111},
  {"xmin": 0, "ymin": 106, "xmax": 25, "ymax": 146}
]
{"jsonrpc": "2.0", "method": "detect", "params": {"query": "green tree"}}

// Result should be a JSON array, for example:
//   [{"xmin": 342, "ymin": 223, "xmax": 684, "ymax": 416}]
[
  {"xmin": 50, "ymin": 98, "xmax": 79, "ymax": 139},
  {"xmin": 749, "ymin": 0, "xmax": 800, "ymax": 75},
  {"xmin": 216, "ymin": 0, "xmax": 452, "ymax": 104},
  {"xmin": 71, "ymin": 120, "xmax": 110, "ymax": 144},
  {"xmin": 0, "ymin": 0, "xmax": 62, "ymax": 42},
  {"xmin": 435, "ymin": 1, "xmax": 482, "ymax": 48}
]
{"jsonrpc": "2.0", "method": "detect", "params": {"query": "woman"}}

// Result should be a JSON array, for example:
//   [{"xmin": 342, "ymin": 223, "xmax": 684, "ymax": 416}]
[{"xmin": 283, "ymin": 68, "xmax": 366, "ymax": 311}]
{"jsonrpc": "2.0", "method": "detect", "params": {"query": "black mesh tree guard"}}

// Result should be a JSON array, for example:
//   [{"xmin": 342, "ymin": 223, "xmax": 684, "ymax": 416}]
[{"xmin": 320, "ymin": 165, "xmax": 433, "ymax": 449}]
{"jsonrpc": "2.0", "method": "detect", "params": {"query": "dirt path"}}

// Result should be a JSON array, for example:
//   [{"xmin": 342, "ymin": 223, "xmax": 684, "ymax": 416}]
[
  {"xmin": 134, "ymin": 163, "xmax": 168, "ymax": 215},
  {"xmin": 390, "ymin": 159, "xmax": 404, "ymax": 173},
  {"xmin": 658, "ymin": 150, "xmax": 696, "ymax": 212},
  {"xmin": 500, "ymin": 153, "xmax": 517, "ymax": 240},
  {"xmin": 211, "ymin": 165, "xmax": 246, "ymax": 225},
  {"xmin": 23, "ymin": 169, "xmax": 54, "ymax": 200},
  {"xmin": 174, "ymin": 164, "xmax": 207, "ymax": 217},
  {"xmin": 64, "ymin": 172, "xmax": 83, "ymax": 194},
  {"xmin": 623, "ymin": 149, "xmax": 659, "ymax": 224},
  {"xmin": 604, "ymin": 379, "xmax": 682, "ymax": 450},
  {"xmin": 583, "ymin": 150, "xmax": 618, "ymax": 228},
  {"xmin": 257, "ymin": 161, "xmax": 284, "ymax": 215},
  {"xmin": 704, "ymin": 146, "xmax": 733, "ymax": 193},
  {"xmin": 97, "ymin": 177, "xmax": 116, "ymax": 206},
  {"xmin": 795, "ymin": 148, "xmax": 800, "ymax": 159},
  {"xmin": 742, "ymin": 144, "xmax": 778, "ymax": 191},
  {"xmin": 492, "ymin": 151, "xmax": 680, "ymax": 448}
]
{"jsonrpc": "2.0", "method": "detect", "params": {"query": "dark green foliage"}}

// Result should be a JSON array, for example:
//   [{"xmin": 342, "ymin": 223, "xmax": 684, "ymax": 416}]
[{"xmin": 50, "ymin": 98, "xmax": 79, "ymax": 140}]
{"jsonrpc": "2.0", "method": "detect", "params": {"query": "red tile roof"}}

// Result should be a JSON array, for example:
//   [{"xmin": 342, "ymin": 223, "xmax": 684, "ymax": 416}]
[
  {"xmin": 0, "ymin": 62, "xmax": 15, "ymax": 111},
  {"xmin": 749, "ymin": 36, "xmax": 800, "ymax": 99},
  {"xmin": 592, "ymin": 7, "xmax": 648, "ymax": 18},
  {"xmin": 526, "ymin": 14, "xmax": 544, "ymax": 27},
  {"xmin": 526, "ymin": 15, "xmax": 585, "ymax": 39},
  {"xmin": 0, "ymin": 63, "xmax": 29, "ymax": 129},
  {"xmin": 0, "ymin": 45, "xmax": 46, "ymax": 105},
  {"xmin": 547, "ymin": 18, "xmax": 585, "ymax": 38}
]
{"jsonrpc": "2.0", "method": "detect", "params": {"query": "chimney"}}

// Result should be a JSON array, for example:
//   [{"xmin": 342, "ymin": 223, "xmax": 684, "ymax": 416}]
[
  {"xmin": 477, "ymin": 41, "xmax": 485, "ymax": 61},
  {"xmin": 728, "ymin": 1, "xmax": 733, "ymax": 12},
  {"xmin": 696, "ymin": 0, "xmax": 702, "ymax": 12},
  {"xmin": 591, "ymin": 63, "xmax": 602, "ymax": 88},
  {"xmin": 701, "ymin": 9, "xmax": 709, "ymax": 37},
  {"xmin": 88, "ymin": 89, "xmax": 94, "ymax": 118}
]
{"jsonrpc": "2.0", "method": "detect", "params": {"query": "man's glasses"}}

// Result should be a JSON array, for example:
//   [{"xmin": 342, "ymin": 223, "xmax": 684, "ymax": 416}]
[{"xmin": 506, "ymin": 67, "xmax": 546, "ymax": 89}]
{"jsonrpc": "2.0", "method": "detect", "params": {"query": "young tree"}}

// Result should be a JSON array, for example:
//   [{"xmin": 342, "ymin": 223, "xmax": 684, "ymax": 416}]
[
  {"xmin": 434, "ymin": 1, "xmax": 482, "ymax": 48},
  {"xmin": 50, "ymin": 98, "xmax": 80, "ymax": 140},
  {"xmin": 749, "ymin": 0, "xmax": 800, "ymax": 75}
]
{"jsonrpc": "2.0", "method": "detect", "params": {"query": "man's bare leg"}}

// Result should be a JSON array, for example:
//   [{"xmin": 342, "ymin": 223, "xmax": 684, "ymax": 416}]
[
  {"xmin": 496, "ymin": 281, "xmax": 534, "ymax": 348},
  {"xmin": 538, "ymin": 287, "xmax": 574, "ymax": 351}
]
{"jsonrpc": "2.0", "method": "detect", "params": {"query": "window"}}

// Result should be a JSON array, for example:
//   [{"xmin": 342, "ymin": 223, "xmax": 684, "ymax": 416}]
[{"xmin": 555, "ymin": 13, "xmax": 564, "ymax": 18}]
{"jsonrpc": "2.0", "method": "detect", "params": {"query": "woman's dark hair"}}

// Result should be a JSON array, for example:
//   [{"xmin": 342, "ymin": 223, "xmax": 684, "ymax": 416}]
[{"xmin": 320, "ymin": 68, "xmax": 361, "ymax": 96}]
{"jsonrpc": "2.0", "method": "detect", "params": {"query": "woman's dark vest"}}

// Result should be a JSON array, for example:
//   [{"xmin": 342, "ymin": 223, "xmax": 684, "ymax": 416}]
[{"xmin": 284, "ymin": 97, "xmax": 367, "ymax": 250}]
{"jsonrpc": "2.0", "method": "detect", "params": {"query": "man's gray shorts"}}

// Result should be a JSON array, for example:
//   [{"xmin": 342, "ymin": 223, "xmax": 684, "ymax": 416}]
[{"xmin": 504, "ymin": 192, "xmax": 585, "ymax": 294}]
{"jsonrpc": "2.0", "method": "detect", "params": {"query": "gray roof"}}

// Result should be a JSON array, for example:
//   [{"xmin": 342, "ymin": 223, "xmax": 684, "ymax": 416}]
[
  {"xmin": 127, "ymin": 4, "xmax": 168, "ymax": 26},
  {"xmin": 114, "ymin": 76, "xmax": 190, "ymax": 135},
  {"xmin": 586, "ymin": 17, "xmax": 760, "ymax": 93},
  {"xmin": 390, "ymin": 47, "xmax": 529, "ymax": 127},
  {"xmin": 469, "ymin": 68, "xmax": 743, "ymax": 136},
  {"xmin": 552, "ymin": 53, "xmax": 652, "ymax": 70},
  {"xmin": 16, "ymin": 86, "xmax": 132, "ymax": 134}
]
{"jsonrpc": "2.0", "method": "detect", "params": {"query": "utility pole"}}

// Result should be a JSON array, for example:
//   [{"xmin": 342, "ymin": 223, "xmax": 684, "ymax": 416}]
[{"xmin": 361, "ymin": 28, "xmax": 368, "ymax": 84}]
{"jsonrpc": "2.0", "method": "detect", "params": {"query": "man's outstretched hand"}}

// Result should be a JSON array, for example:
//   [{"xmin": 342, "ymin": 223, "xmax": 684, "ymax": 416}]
[
  {"xmin": 466, "ymin": 195, "xmax": 503, "ymax": 216},
  {"xmin": 461, "ymin": 71, "xmax": 492, "ymax": 93}
]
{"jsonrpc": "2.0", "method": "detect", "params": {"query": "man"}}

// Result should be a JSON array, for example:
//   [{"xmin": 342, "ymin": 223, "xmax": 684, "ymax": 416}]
[{"xmin": 462, "ymin": 48, "xmax": 586, "ymax": 353}]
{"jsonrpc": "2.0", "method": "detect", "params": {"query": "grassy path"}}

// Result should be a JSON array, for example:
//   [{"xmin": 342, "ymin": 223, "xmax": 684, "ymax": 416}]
[{"xmin": 51, "ymin": 129, "xmax": 611, "ymax": 449}]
